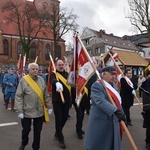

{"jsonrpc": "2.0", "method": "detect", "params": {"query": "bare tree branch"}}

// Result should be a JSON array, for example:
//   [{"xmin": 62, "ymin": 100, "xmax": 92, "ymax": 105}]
[
  {"xmin": 41, "ymin": 4, "xmax": 79, "ymax": 58},
  {"xmin": 1, "ymin": 0, "xmax": 47, "ymax": 58},
  {"xmin": 127, "ymin": 0, "xmax": 150, "ymax": 40}
]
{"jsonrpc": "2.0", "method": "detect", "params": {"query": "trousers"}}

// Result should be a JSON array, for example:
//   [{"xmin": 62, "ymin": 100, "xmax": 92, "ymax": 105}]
[
  {"xmin": 21, "ymin": 116, "xmax": 44, "ymax": 150},
  {"xmin": 53, "ymin": 103, "xmax": 69, "ymax": 141}
]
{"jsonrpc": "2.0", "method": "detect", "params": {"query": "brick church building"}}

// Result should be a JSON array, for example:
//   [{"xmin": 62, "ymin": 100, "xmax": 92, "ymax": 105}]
[{"xmin": 0, "ymin": 0, "xmax": 66, "ymax": 68}]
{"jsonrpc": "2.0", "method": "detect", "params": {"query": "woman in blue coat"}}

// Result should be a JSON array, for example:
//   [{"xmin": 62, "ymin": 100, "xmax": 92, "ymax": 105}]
[{"xmin": 84, "ymin": 66, "xmax": 126, "ymax": 150}]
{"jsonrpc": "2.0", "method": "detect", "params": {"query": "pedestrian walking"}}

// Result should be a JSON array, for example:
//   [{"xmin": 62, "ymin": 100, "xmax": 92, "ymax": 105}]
[
  {"xmin": 3, "ymin": 66, "xmax": 17, "ymax": 110},
  {"xmin": 85, "ymin": 66, "xmax": 126, "ymax": 150},
  {"xmin": 50, "ymin": 59, "xmax": 71, "ymax": 149},
  {"xmin": 15, "ymin": 62, "xmax": 52, "ymax": 150},
  {"xmin": 140, "ymin": 71, "xmax": 150, "ymax": 150},
  {"xmin": 120, "ymin": 68, "xmax": 136, "ymax": 126}
]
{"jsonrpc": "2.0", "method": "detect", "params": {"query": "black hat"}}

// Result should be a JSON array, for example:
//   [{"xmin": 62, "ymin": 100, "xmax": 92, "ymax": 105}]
[{"xmin": 102, "ymin": 66, "xmax": 116, "ymax": 73}]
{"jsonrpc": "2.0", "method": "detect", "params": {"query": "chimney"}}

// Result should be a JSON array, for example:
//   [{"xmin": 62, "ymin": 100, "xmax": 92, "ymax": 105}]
[{"xmin": 99, "ymin": 29, "xmax": 105, "ymax": 37}]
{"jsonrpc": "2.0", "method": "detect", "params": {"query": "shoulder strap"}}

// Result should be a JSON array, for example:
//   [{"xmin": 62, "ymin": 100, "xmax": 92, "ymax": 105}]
[
  {"xmin": 23, "ymin": 75, "xmax": 44, "ymax": 105},
  {"xmin": 23, "ymin": 75, "xmax": 49, "ymax": 122},
  {"xmin": 56, "ymin": 72, "xmax": 71, "ymax": 93}
]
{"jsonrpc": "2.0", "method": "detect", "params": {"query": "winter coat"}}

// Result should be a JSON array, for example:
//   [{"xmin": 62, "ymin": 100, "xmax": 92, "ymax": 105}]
[
  {"xmin": 15, "ymin": 75, "xmax": 51, "ymax": 118},
  {"xmin": 84, "ymin": 81, "xmax": 121, "ymax": 150}
]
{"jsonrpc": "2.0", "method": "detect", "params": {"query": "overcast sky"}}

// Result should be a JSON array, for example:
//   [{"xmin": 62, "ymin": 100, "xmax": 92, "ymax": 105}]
[
  {"xmin": 28, "ymin": 0, "xmax": 137, "ymax": 45},
  {"xmin": 59, "ymin": 0, "xmax": 139, "ymax": 45}
]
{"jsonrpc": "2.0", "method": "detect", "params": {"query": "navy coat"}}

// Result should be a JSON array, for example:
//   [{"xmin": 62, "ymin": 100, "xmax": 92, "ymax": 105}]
[
  {"xmin": 120, "ymin": 78, "xmax": 134, "ymax": 108},
  {"xmin": 84, "ymin": 81, "xmax": 121, "ymax": 150}
]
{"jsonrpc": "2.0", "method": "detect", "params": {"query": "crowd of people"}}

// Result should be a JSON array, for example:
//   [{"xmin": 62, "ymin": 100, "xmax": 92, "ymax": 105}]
[{"xmin": 0, "ymin": 59, "xmax": 150, "ymax": 150}]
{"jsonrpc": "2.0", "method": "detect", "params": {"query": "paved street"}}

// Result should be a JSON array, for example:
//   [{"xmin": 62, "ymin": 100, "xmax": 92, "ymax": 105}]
[{"xmin": 0, "ymin": 88, "xmax": 147, "ymax": 150}]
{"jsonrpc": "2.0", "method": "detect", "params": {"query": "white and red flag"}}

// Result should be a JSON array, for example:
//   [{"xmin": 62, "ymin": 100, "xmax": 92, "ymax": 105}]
[
  {"xmin": 68, "ymin": 35, "xmax": 95, "ymax": 106},
  {"xmin": 106, "ymin": 53, "xmax": 118, "ymax": 66},
  {"xmin": 63, "ymin": 56, "xmax": 70, "ymax": 73}
]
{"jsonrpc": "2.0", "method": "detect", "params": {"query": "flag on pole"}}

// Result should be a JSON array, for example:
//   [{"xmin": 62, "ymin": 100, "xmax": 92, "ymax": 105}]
[
  {"xmin": 47, "ymin": 53, "xmax": 55, "ymax": 94},
  {"xmin": 67, "ymin": 57, "xmax": 76, "ymax": 86},
  {"xmin": 17, "ymin": 54, "xmax": 22, "ymax": 70},
  {"xmin": 47, "ymin": 52, "xmax": 65, "ymax": 103},
  {"xmin": 68, "ymin": 34, "xmax": 95, "ymax": 106},
  {"xmin": 63, "ymin": 56, "xmax": 70, "ymax": 73},
  {"xmin": 23, "ymin": 54, "xmax": 26, "ymax": 68},
  {"xmin": 20, "ymin": 54, "xmax": 26, "ymax": 74},
  {"xmin": 106, "ymin": 53, "xmax": 118, "ymax": 66}
]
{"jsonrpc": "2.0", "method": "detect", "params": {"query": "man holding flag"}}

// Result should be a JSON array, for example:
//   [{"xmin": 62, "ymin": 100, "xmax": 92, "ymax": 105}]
[
  {"xmin": 50, "ymin": 59, "xmax": 71, "ymax": 149},
  {"xmin": 85, "ymin": 66, "xmax": 126, "ymax": 150}
]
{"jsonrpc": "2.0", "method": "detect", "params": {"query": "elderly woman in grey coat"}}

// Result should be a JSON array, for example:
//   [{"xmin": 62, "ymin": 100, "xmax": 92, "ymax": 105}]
[{"xmin": 84, "ymin": 66, "xmax": 126, "ymax": 150}]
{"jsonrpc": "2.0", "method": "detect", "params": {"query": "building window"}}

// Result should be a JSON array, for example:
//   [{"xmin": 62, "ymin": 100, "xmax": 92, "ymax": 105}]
[
  {"xmin": 3, "ymin": 39, "xmax": 9, "ymax": 54},
  {"xmin": 17, "ymin": 41, "xmax": 23, "ymax": 58},
  {"xmin": 95, "ymin": 48, "xmax": 100, "ymax": 54},
  {"xmin": 30, "ymin": 42, "xmax": 36, "ymax": 60},
  {"xmin": 85, "ymin": 39, "xmax": 90, "ymax": 45},
  {"xmin": 88, "ymin": 50, "xmax": 91, "ymax": 55},
  {"xmin": 45, "ymin": 44, "xmax": 50, "ymax": 60}
]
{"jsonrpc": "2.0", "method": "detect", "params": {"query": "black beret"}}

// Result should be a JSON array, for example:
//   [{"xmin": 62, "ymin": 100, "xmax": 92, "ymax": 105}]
[{"xmin": 102, "ymin": 66, "xmax": 116, "ymax": 73}]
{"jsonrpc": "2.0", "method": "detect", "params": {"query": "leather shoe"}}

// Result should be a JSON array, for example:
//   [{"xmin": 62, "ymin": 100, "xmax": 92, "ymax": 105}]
[
  {"xmin": 146, "ymin": 144, "xmax": 150, "ymax": 150},
  {"xmin": 81, "ymin": 130, "xmax": 85, "ymax": 134},
  {"xmin": 127, "ymin": 122, "xmax": 133, "ymax": 126},
  {"xmin": 19, "ymin": 145, "xmax": 25, "ymax": 150},
  {"xmin": 77, "ymin": 132, "xmax": 83, "ymax": 139},
  {"xmin": 59, "ymin": 141, "xmax": 66, "ymax": 149}
]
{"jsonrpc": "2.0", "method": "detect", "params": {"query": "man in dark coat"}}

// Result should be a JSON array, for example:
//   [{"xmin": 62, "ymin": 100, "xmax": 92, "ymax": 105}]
[
  {"xmin": 50, "ymin": 59, "xmax": 71, "ymax": 149},
  {"xmin": 140, "ymin": 71, "xmax": 150, "ymax": 150},
  {"xmin": 120, "ymin": 68, "xmax": 136, "ymax": 126}
]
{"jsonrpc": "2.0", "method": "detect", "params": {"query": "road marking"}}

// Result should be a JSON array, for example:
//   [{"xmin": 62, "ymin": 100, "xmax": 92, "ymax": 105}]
[{"xmin": 0, "ymin": 122, "xmax": 18, "ymax": 127}]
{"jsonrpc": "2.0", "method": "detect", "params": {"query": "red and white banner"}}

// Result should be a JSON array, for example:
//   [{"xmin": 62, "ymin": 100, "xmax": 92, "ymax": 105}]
[
  {"xmin": 106, "ymin": 53, "xmax": 118, "ymax": 66},
  {"xmin": 68, "ymin": 35, "xmax": 95, "ymax": 105}
]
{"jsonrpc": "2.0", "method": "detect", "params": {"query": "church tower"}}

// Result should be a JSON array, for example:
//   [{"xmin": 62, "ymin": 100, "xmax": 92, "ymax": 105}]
[{"xmin": 34, "ymin": 0, "xmax": 60, "ymax": 11}]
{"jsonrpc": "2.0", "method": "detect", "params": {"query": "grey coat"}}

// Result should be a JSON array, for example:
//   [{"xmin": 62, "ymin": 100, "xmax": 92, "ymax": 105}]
[
  {"xmin": 84, "ymin": 81, "xmax": 121, "ymax": 150},
  {"xmin": 15, "ymin": 75, "xmax": 51, "ymax": 118}
]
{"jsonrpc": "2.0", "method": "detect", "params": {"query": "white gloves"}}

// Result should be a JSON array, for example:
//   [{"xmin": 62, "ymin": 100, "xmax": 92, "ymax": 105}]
[
  {"xmin": 18, "ymin": 113, "xmax": 24, "ymax": 119},
  {"xmin": 132, "ymin": 90, "xmax": 136, "ymax": 96},
  {"xmin": 55, "ymin": 82, "xmax": 63, "ymax": 92},
  {"xmin": 48, "ymin": 109, "xmax": 53, "ymax": 115}
]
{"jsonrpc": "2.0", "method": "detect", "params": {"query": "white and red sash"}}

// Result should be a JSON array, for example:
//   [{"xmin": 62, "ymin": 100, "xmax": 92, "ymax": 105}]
[{"xmin": 97, "ymin": 79, "xmax": 122, "ymax": 109}]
